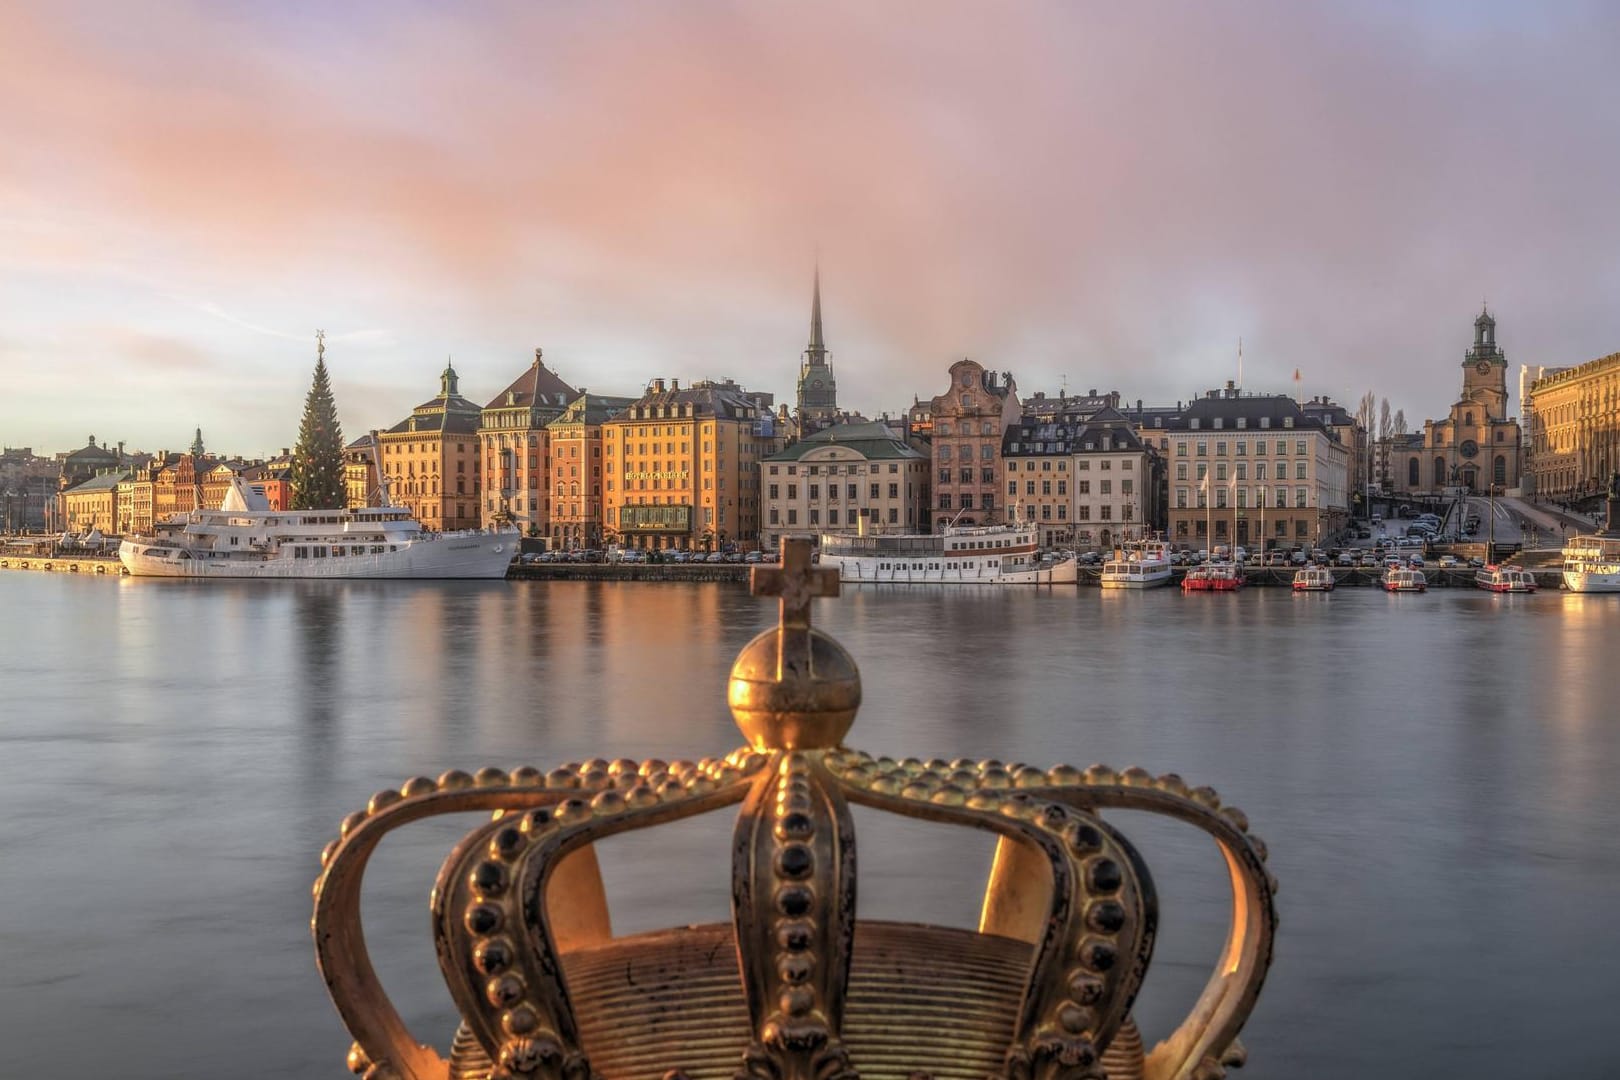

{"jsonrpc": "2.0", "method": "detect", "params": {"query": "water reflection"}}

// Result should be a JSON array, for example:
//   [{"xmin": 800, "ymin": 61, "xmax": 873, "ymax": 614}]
[{"xmin": 0, "ymin": 576, "xmax": 1617, "ymax": 1078}]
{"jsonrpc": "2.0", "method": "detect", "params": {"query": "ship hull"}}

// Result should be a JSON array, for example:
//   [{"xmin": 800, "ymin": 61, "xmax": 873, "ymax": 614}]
[{"xmin": 118, "ymin": 536, "xmax": 515, "ymax": 579}]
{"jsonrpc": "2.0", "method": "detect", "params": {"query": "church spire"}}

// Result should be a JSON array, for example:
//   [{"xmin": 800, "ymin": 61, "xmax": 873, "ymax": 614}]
[
  {"xmin": 191, "ymin": 427, "xmax": 205, "ymax": 458},
  {"xmin": 807, "ymin": 264, "xmax": 826, "ymax": 363}
]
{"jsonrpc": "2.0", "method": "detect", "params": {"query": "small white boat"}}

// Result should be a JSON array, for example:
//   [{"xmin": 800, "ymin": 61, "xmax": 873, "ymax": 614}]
[
  {"xmin": 118, "ymin": 479, "xmax": 516, "ymax": 579},
  {"xmin": 1560, "ymin": 534, "xmax": 1620, "ymax": 593},
  {"xmin": 1291, "ymin": 567, "xmax": 1335, "ymax": 592},
  {"xmin": 1474, "ymin": 564, "xmax": 1537, "ymax": 593},
  {"xmin": 1382, "ymin": 567, "xmax": 1427, "ymax": 593},
  {"xmin": 1100, "ymin": 538, "xmax": 1173, "ymax": 589}
]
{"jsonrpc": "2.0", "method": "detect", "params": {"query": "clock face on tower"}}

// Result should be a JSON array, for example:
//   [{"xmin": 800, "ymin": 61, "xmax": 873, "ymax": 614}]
[
  {"xmin": 813, "ymin": 380, "xmax": 824, "ymax": 389},
  {"xmin": 1476, "ymin": 361, "xmax": 1491, "ymax": 374}
]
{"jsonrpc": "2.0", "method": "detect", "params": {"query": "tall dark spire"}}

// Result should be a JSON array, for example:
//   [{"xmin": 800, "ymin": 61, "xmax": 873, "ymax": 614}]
[
  {"xmin": 191, "ymin": 427, "xmax": 205, "ymax": 458},
  {"xmin": 808, "ymin": 264, "xmax": 826, "ymax": 362}
]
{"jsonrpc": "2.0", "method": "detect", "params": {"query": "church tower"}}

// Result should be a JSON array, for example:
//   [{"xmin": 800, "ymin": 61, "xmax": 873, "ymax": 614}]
[
  {"xmin": 795, "ymin": 267, "xmax": 838, "ymax": 435},
  {"xmin": 1462, "ymin": 304, "xmax": 1509, "ymax": 421}
]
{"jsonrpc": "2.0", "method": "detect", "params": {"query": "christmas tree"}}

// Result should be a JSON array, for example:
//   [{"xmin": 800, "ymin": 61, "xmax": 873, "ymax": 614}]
[{"xmin": 289, "ymin": 330, "xmax": 347, "ymax": 510}]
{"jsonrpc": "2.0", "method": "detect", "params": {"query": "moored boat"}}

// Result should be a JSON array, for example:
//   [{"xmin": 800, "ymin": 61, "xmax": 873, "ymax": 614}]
[
  {"xmin": 1099, "ymin": 538, "xmax": 1173, "ymax": 590},
  {"xmin": 1382, "ymin": 566, "xmax": 1427, "ymax": 593},
  {"xmin": 1291, "ymin": 566, "xmax": 1335, "ymax": 592},
  {"xmin": 1475, "ymin": 564, "xmax": 1537, "ymax": 593},
  {"xmin": 118, "ymin": 479, "xmax": 517, "ymax": 579},
  {"xmin": 1561, "ymin": 477, "xmax": 1620, "ymax": 592},
  {"xmin": 1183, "ymin": 560, "xmax": 1243, "ymax": 592},
  {"xmin": 817, "ymin": 520, "xmax": 1077, "ymax": 584}
]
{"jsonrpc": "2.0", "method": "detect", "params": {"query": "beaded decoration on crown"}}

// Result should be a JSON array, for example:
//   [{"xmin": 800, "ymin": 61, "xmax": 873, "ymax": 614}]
[{"xmin": 313, "ymin": 538, "xmax": 1276, "ymax": 1080}]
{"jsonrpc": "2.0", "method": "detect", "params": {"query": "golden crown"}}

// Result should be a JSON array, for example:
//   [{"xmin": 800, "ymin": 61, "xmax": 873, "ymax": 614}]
[{"xmin": 312, "ymin": 538, "xmax": 1276, "ymax": 1080}]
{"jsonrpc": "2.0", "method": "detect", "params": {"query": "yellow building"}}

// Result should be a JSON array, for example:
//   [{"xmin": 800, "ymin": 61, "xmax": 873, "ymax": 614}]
[
  {"xmin": 602, "ymin": 378, "xmax": 780, "ymax": 552},
  {"xmin": 60, "ymin": 470, "xmax": 127, "ymax": 533},
  {"xmin": 377, "ymin": 363, "xmax": 482, "ymax": 531},
  {"xmin": 478, "ymin": 349, "xmax": 578, "ymax": 532},
  {"xmin": 343, "ymin": 435, "xmax": 382, "ymax": 509},
  {"xmin": 547, "ymin": 392, "xmax": 634, "ymax": 550},
  {"xmin": 760, "ymin": 420, "xmax": 930, "ymax": 550},
  {"xmin": 1528, "ymin": 350, "xmax": 1620, "ymax": 500}
]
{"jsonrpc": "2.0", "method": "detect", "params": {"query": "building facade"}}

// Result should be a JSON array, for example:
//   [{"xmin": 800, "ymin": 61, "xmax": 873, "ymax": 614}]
[
  {"xmin": 378, "ymin": 363, "xmax": 483, "ymax": 531},
  {"xmin": 344, "ymin": 436, "xmax": 382, "ymax": 508},
  {"xmin": 1001, "ymin": 406, "xmax": 1161, "ymax": 549},
  {"xmin": 1389, "ymin": 308, "xmax": 1522, "ymax": 497},
  {"xmin": 760, "ymin": 421, "xmax": 929, "ymax": 550},
  {"xmin": 602, "ymin": 378, "xmax": 778, "ymax": 552},
  {"xmin": 478, "ymin": 349, "xmax": 578, "ymax": 532},
  {"xmin": 546, "ymin": 392, "xmax": 635, "ymax": 550},
  {"xmin": 61, "ymin": 470, "xmax": 128, "ymax": 533},
  {"xmin": 1527, "ymin": 351, "xmax": 1620, "ymax": 501},
  {"xmin": 928, "ymin": 360, "xmax": 1022, "ymax": 526},
  {"xmin": 1165, "ymin": 386, "xmax": 1350, "ymax": 550}
]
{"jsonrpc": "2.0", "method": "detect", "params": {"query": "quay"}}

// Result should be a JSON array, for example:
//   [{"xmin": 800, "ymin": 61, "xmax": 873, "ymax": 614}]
[{"xmin": 0, "ymin": 553, "xmax": 126, "ymax": 575}]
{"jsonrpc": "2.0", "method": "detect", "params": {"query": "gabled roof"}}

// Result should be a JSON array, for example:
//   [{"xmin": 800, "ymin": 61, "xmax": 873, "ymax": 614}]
[
  {"xmin": 63, "ymin": 470, "xmax": 129, "ymax": 494},
  {"xmin": 766, "ymin": 420, "xmax": 924, "ymax": 462},
  {"xmin": 484, "ymin": 355, "xmax": 578, "ymax": 411},
  {"xmin": 547, "ymin": 393, "xmax": 637, "ymax": 429}
]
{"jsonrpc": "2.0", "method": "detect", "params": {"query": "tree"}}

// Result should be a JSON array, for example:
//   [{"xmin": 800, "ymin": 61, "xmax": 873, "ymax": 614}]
[
  {"xmin": 289, "ymin": 331, "xmax": 347, "ymax": 510},
  {"xmin": 1355, "ymin": 391, "xmax": 1377, "ymax": 435},
  {"xmin": 1378, "ymin": 398, "xmax": 1392, "ymax": 442},
  {"xmin": 1393, "ymin": 409, "xmax": 1408, "ymax": 437}
]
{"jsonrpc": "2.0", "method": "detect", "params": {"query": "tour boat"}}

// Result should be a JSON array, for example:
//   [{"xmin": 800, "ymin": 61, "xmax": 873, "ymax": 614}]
[
  {"xmin": 1560, "ymin": 533, "xmax": 1620, "ymax": 593},
  {"xmin": 1182, "ymin": 561, "xmax": 1243, "ymax": 592},
  {"xmin": 118, "ymin": 479, "xmax": 517, "ymax": 579},
  {"xmin": 1382, "ymin": 567, "xmax": 1427, "ymax": 593},
  {"xmin": 1474, "ymin": 564, "xmax": 1537, "ymax": 593},
  {"xmin": 1291, "ymin": 566, "xmax": 1335, "ymax": 592},
  {"xmin": 816, "ymin": 520, "xmax": 1077, "ymax": 584},
  {"xmin": 1099, "ymin": 538, "xmax": 1173, "ymax": 589}
]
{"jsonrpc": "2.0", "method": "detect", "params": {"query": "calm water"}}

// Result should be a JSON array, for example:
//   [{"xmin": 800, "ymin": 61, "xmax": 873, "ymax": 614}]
[{"xmin": 1, "ymin": 573, "xmax": 1617, "ymax": 1079}]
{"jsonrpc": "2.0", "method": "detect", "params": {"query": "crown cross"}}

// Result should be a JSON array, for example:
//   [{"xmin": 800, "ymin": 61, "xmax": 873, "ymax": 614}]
[{"xmin": 749, "ymin": 538, "xmax": 840, "ymax": 685}]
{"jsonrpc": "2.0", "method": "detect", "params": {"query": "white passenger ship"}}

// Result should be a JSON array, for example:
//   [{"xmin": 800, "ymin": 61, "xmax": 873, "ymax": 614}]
[
  {"xmin": 118, "ymin": 479, "xmax": 516, "ymax": 579},
  {"xmin": 1099, "ymin": 538, "xmax": 1173, "ymax": 589},
  {"xmin": 1559, "ymin": 484, "xmax": 1620, "ymax": 593},
  {"xmin": 817, "ymin": 520, "xmax": 1078, "ymax": 585}
]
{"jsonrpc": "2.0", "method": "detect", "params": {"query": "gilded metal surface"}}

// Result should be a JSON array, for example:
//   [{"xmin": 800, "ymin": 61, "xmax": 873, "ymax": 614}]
[{"xmin": 312, "ymin": 536, "xmax": 1276, "ymax": 1080}]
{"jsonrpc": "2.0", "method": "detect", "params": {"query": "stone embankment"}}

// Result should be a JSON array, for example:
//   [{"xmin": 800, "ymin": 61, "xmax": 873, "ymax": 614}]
[
  {"xmin": 0, "ymin": 554, "xmax": 126, "ymax": 575},
  {"xmin": 507, "ymin": 563, "xmax": 751, "ymax": 583}
]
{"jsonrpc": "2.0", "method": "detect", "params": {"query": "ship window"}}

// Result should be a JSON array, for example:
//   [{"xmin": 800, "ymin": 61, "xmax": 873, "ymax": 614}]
[
  {"xmin": 294, "ymin": 547, "xmax": 307, "ymax": 559},
  {"xmin": 312, "ymin": 547, "xmax": 326, "ymax": 558},
  {"xmin": 390, "ymin": 545, "xmax": 398, "ymax": 552}
]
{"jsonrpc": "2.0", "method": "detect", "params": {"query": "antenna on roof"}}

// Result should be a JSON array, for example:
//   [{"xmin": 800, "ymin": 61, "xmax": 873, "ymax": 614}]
[{"xmin": 1237, "ymin": 338, "xmax": 1243, "ymax": 390}]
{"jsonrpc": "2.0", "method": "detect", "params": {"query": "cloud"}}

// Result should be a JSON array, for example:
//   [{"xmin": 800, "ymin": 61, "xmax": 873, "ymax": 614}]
[{"xmin": 3, "ymin": 1, "xmax": 1620, "ymax": 452}]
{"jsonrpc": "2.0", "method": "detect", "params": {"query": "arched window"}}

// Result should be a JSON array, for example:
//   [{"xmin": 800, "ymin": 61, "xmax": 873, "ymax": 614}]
[
  {"xmin": 1434, "ymin": 457, "xmax": 1446, "ymax": 486},
  {"xmin": 1464, "ymin": 411, "xmax": 1474, "ymax": 427},
  {"xmin": 1494, "ymin": 455, "xmax": 1506, "ymax": 484},
  {"xmin": 1408, "ymin": 458, "xmax": 1420, "ymax": 486}
]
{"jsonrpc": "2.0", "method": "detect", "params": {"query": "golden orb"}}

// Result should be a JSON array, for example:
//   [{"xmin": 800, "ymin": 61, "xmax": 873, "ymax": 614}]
[{"xmin": 728, "ymin": 626, "xmax": 861, "ymax": 750}]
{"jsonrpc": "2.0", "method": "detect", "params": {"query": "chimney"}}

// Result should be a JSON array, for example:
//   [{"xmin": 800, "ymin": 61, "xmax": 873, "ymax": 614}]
[
  {"xmin": 1137, "ymin": 399, "xmax": 1144, "ymax": 412},
  {"xmin": 117, "ymin": 440, "xmax": 125, "ymax": 459},
  {"xmin": 671, "ymin": 378, "xmax": 680, "ymax": 391},
  {"xmin": 534, "ymin": 347, "xmax": 544, "ymax": 366},
  {"xmin": 654, "ymin": 378, "xmax": 666, "ymax": 392},
  {"xmin": 1089, "ymin": 388, "xmax": 1098, "ymax": 397}
]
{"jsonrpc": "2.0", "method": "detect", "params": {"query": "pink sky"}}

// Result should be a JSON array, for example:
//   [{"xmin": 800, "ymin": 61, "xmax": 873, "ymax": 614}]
[{"xmin": 3, "ymin": 2, "xmax": 1620, "ymax": 455}]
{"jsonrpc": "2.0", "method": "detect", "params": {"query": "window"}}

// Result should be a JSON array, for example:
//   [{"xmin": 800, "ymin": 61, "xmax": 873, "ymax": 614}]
[
  {"xmin": 768, "ymin": 484, "xmax": 779, "ymax": 499},
  {"xmin": 787, "ymin": 484, "xmax": 798, "ymax": 499},
  {"xmin": 889, "ymin": 483, "xmax": 898, "ymax": 498},
  {"xmin": 1257, "ymin": 462, "xmax": 1267, "ymax": 480},
  {"xmin": 1235, "ymin": 464, "xmax": 1247, "ymax": 481},
  {"xmin": 1177, "ymin": 463, "xmax": 1187, "ymax": 480},
  {"xmin": 1197, "ymin": 441, "xmax": 1208, "ymax": 457},
  {"xmin": 787, "ymin": 509, "xmax": 798, "ymax": 525},
  {"xmin": 940, "ymin": 446, "xmax": 952, "ymax": 461},
  {"xmin": 1295, "ymin": 440, "xmax": 1307, "ymax": 455},
  {"xmin": 829, "ymin": 509, "xmax": 839, "ymax": 526},
  {"xmin": 809, "ymin": 484, "xmax": 819, "ymax": 499},
  {"xmin": 1101, "ymin": 479, "xmax": 1112, "ymax": 495},
  {"xmin": 1079, "ymin": 480, "xmax": 1090, "ymax": 494},
  {"xmin": 1176, "ymin": 443, "xmax": 1187, "ymax": 457},
  {"xmin": 1295, "ymin": 488, "xmax": 1308, "ymax": 508},
  {"xmin": 1216, "ymin": 463, "xmax": 1227, "ymax": 481},
  {"xmin": 809, "ymin": 509, "xmax": 820, "ymax": 525},
  {"xmin": 848, "ymin": 484, "xmax": 857, "ymax": 500},
  {"xmin": 1216, "ymin": 441, "xmax": 1227, "ymax": 456},
  {"xmin": 1057, "ymin": 480, "xmax": 1066, "ymax": 495},
  {"xmin": 1026, "ymin": 480, "xmax": 1036, "ymax": 495},
  {"xmin": 1196, "ymin": 463, "xmax": 1207, "ymax": 480}
]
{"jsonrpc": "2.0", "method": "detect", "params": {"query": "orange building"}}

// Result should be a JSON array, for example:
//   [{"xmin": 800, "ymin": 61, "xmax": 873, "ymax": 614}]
[
  {"xmin": 377, "ymin": 363, "xmax": 483, "ymax": 531},
  {"xmin": 477, "ymin": 349, "xmax": 577, "ymax": 533},
  {"xmin": 928, "ymin": 359, "xmax": 1023, "ymax": 525},
  {"xmin": 153, "ymin": 454, "xmax": 206, "ymax": 521},
  {"xmin": 602, "ymin": 378, "xmax": 780, "ymax": 552},
  {"xmin": 547, "ymin": 391, "xmax": 634, "ymax": 550}
]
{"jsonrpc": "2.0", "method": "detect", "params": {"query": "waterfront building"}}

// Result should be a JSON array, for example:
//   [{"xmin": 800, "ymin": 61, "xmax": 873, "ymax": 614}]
[
  {"xmin": 343, "ymin": 436, "xmax": 382, "ymax": 508},
  {"xmin": 241, "ymin": 458, "xmax": 293, "ymax": 511},
  {"xmin": 546, "ymin": 391, "xmax": 636, "ymax": 550},
  {"xmin": 1518, "ymin": 364, "xmax": 1565, "ymax": 496},
  {"xmin": 115, "ymin": 454, "xmax": 174, "ymax": 535},
  {"xmin": 1165, "ymin": 384, "xmax": 1350, "ymax": 550},
  {"xmin": 57, "ymin": 436, "xmax": 121, "ymax": 498},
  {"xmin": 1300, "ymin": 397, "xmax": 1368, "ymax": 516},
  {"xmin": 794, "ymin": 269, "xmax": 839, "ymax": 437},
  {"xmin": 1001, "ymin": 405, "xmax": 1161, "ymax": 549},
  {"xmin": 601, "ymin": 377, "xmax": 779, "ymax": 552},
  {"xmin": 1388, "ymin": 307, "xmax": 1521, "ymax": 497},
  {"xmin": 60, "ymin": 469, "xmax": 129, "ymax": 533},
  {"xmin": 477, "ymin": 349, "xmax": 578, "ymax": 533},
  {"xmin": 377, "ymin": 363, "xmax": 483, "ymax": 531},
  {"xmin": 153, "ymin": 453, "xmax": 207, "ymax": 521},
  {"xmin": 760, "ymin": 420, "xmax": 929, "ymax": 550},
  {"xmin": 928, "ymin": 359, "xmax": 1022, "ymax": 526},
  {"xmin": 1527, "ymin": 350, "xmax": 1620, "ymax": 501}
]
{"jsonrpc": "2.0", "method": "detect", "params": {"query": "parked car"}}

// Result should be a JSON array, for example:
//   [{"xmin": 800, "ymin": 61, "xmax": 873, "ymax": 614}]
[
  {"xmin": 744, "ymin": 551, "xmax": 764, "ymax": 563},
  {"xmin": 1359, "ymin": 554, "xmax": 1379, "ymax": 567},
  {"xmin": 1266, "ymin": 552, "xmax": 1290, "ymax": 567},
  {"xmin": 1438, "ymin": 555, "xmax": 1460, "ymax": 568},
  {"xmin": 1337, "ymin": 552, "xmax": 1355, "ymax": 566}
]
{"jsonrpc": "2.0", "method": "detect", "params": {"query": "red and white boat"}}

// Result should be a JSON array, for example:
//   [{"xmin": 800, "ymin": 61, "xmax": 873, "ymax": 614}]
[
  {"xmin": 1382, "ymin": 567, "xmax": 1427, "ymax": 593},
  {"xmin": 1474, "ymin": 564, "xmax": 1537, "ymax": 593},
  {"xmin": 1291, "ymin": 566, "xmax": 1335, "ymax": 592},
  {"xmin": 1183, "ymin": 561, "xmax": 1244, "ymax": 592}
]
